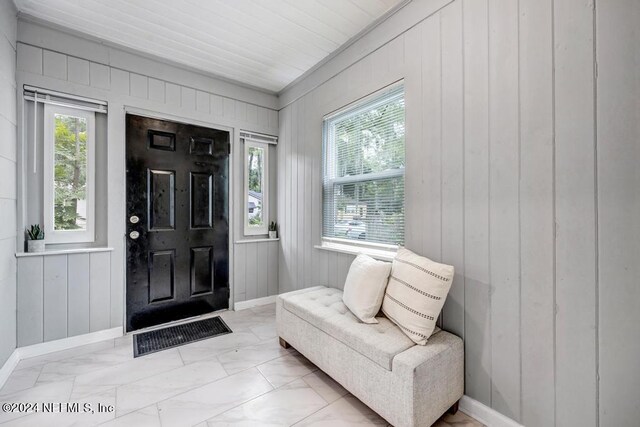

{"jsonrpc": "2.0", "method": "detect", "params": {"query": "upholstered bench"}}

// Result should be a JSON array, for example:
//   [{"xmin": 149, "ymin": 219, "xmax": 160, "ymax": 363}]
[{"xmin": 276, "ymin": 286, "xmax": 464, "ymax": 427}]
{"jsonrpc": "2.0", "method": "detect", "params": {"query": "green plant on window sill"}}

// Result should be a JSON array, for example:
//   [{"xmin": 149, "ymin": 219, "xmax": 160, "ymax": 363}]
[
  {"xmin": 27, "ymin": 224, "xmax": 45, "ymax": 240},
  {"xmin": 26, "ymin": 224, "xmax": 45, "ymax": 253},
  {"xmin": 269, "ymin": 221, "xmax": 278, "ymax": 239}
]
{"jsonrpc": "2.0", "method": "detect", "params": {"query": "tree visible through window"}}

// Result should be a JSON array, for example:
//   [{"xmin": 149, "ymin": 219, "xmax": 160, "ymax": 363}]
[
  {"xmin": 54, "ymin": 114, "xmax": 88, "ymax": 230},
  {"xmin": 44, "ymin": 103, "xmax": 95, "ymax": 244},
  {"xmin": 323, "ymin": 84, "xmax": 405, "ymax": 246}
]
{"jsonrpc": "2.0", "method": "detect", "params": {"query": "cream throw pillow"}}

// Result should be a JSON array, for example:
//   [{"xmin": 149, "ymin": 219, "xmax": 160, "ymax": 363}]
[
  {"xmin": 382, "ymin": 248, "xmax": 454, "ymax": 345},
  {"xmin": 342, "ymin": 254, "xmax": 392, "ymax": 324}
]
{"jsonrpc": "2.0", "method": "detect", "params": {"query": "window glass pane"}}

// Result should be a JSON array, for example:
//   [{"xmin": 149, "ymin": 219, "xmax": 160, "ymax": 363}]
[
  {"xmin": 54, "ymin": 113, "xmax": 88, "ymax": 231},
  {"xmin": 333, "ymin": 100, "xmax": 405, "ymax": 178},
  {"xmin": 247, "ymin": 146, "xmax": 265, "ymax": 227},
  {"xmin": 331, "ymin": 176, "xmax": 404, "ymax": 244},
  {"xmin": 323, "ymin": 86, "xmax": 405, "ymax": 245}
]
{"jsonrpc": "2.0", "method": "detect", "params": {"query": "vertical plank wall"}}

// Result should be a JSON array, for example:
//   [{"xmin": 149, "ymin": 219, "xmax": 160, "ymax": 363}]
[
  {"xmin": 488, "ymin": 1, "xmax": 520, "ymax": 418},
  {"xmin": 17, "ymin": 251, "xmax": 112, "ymax": 347},
  {"xmin": 0, "ymin": 1, "xmax": 17, "ymax": 366},
  {"xmin": 554, "ymin": 0, "xmax": 598, "ymax": 425},
  {"xmin": 277, "ymin": 0, "xmax": 638, "ymax": 425},
  {"xmin": 595, "ymin": 0, "xmax": 640, "ymax": 425},
  {"xmin": 519, "ymin": 0, "xmax": 555, "ymax": 426},
  {"xmin": 461, "ymin": 0, "xmax": 491, "ymax": 409},
  {"xmin": 233, "ymin": 240, "xmax": 279, "ymax": 303}
]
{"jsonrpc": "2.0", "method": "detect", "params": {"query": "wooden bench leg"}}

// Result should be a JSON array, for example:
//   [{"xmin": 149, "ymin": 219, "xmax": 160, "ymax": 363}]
[
  {"xmin": 447, "ymin": 400, "xmax": 459, "ymax": 415},
  {"xmin": 279, "ymin": 337, "xmax": 291, "ymax": 349}
]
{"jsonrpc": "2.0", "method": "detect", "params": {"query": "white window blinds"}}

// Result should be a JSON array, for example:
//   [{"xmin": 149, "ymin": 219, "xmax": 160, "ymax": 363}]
[{"xmin": 322, "ymin": 84, "xmax": 405, "ymax": 246}]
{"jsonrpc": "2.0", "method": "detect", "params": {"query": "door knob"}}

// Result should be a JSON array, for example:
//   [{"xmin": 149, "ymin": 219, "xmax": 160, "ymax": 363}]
[{"xmin": 129, "ymin": 231, "xmax": 140, "ymax": 239}]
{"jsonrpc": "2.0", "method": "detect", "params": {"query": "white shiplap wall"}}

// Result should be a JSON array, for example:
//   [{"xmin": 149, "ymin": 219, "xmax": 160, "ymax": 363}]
[
  {"xmin": 15, "ymin": 19, "xmax": 280, "ymax": 337},
  {"xmin": 277, "ymin": 0, "xmax": 640, "ymax": 426},
  {"xmin": 0, "ymin": 0, "xmax": 17, "ymax": 367}
]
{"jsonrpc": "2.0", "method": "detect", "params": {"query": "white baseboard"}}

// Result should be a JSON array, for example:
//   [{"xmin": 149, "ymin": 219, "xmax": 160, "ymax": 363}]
[
  {"xmin": 0, "ymin": 327, "xmax": 123, "ymax": 390},
  {"xmin": 234, "ymin": 295, "xmax": 277, "ymax": 311},
  {"xmin": 0, "ymin": 350, "xmax": 20, "ymax": 390},
  {"xmin": 460, "ymin": 395, "xmax": 524, "ymax": 427},
  {"xmin": 17, "ymin": 327, "xmax": 123, "ymax": 360}
]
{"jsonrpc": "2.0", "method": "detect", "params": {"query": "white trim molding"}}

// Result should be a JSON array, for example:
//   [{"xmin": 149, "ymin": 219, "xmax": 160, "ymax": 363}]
[
  {"xmin": 17, "ymin": 327, "xmax": 123, "ymax": 360},
  {"xmin": 234, "ymin": 295, "xmax": 277, "ymax": 311},
  {"xmin": 460, "ymin": 395, "xmax": 524, "ymax": 427},
  {"xmin": 239, "ymin": 130, "xmax": 277, "ymax": 145},
  {"xmin": 15, "ymin": 246, "xmax": 114, "ymax": 257},
  {"xmin": 0, "ymin": 327, "xmax": 123, "ymax": 390},
  {"xmin": 235, "ymin": 237, "xmax": 279, "ymax": 244},
  {"xmin": 315, "ymin": 241, "xmax": 396, "ymax": 262}
]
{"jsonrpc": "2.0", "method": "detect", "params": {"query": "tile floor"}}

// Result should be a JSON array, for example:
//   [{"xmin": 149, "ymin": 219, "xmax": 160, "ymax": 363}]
[{"xmin": 0, "ymin": 304, "xmax": 483, "ymax": 427}]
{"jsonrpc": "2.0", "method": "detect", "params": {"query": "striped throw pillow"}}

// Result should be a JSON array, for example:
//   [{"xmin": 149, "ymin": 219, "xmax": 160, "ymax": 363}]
[{"xmin": 381, "ymin": 248, "xmax": 454, "ymax": 345}]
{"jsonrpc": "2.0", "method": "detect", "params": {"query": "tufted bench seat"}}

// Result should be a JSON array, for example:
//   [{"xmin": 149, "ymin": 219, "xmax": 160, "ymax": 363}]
[
  {"xmin": 277, "ymin": 286, "xmax": 463, "ymax": 427},
  {"xmin": 281, "ymin": 286, "xmax": 416, "ymax": 370}
]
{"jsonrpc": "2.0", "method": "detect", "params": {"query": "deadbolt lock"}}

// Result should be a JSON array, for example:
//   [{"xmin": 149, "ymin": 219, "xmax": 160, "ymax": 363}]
[{"xmin": 129, "ymin": 215, "xmax": 139, "ymax": 224}]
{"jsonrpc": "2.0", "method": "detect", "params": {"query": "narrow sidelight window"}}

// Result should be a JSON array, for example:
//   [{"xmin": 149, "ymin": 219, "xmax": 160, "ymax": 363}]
[
  {"xmin": 43, "ymin": 104, "xmax": 96, "ymax": 243},
  {"xmin": 244, "ymin": 140, "xmax": 269, "ymax": 235}
]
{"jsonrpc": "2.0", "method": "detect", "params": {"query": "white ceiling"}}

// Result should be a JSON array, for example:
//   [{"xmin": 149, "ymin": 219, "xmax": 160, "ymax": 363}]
[{"xmin": 14, "ymin": 0, "xmax": 405, "ymax": 93}]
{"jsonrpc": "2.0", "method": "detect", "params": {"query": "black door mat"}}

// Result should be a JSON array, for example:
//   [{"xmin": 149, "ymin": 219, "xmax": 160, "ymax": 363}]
[{"xmin": 133, "ymin": 316, "xmax": 232, "ymax": 357}]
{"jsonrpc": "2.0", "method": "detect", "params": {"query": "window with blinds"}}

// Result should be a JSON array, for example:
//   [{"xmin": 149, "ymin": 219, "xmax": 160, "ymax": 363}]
[{"xmin": 322, "ymin": 84, "xmax": 405, "ymax": 247}]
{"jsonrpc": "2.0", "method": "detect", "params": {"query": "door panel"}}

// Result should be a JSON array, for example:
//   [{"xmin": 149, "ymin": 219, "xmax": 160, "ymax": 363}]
[
  {"xmin": 126, "ymin": 114, "xmax": 230, "ymax": 332},
  {"xmin": 148, "ymin": 250, "xmax": 175, "ymax": 302},
  {"xmin": 190, "ymin": 172, "xmax": 213, "ymax": 229},
  {"xmin": 148, "ymin": 169, "xmax": 176, "ymax": 231},
  {"xmin": 190, "ymin": 136, "xmax": 214, "ymax": 155},
  {"xmin": 190, "ymin": 246, "xmax": 213, "ymax": 296}
]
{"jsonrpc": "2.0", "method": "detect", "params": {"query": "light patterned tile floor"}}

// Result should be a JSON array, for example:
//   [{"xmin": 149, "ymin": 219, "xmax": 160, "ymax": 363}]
[{"xmin": 0, "ymin": 304, "xmax": 484, "ymax": 427}]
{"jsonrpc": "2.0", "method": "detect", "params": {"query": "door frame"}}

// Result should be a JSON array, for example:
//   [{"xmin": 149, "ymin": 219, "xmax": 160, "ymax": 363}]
[{"xmin": 121, "ymin": 106, "xmax": 235, "ymax": 332}]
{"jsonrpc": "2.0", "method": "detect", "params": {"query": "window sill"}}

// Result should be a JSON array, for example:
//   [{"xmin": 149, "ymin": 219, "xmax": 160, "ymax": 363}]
[
  {"xmin": 314, "ymin": 241, "xmax": 397, "ymax": 262},
  {"xmin": 235, "ymin": 238, "xmax": 279, "ymax": 244},
  {"xmin": 16, "ymin": 247, "xmax": 114, "ymax": 258}
]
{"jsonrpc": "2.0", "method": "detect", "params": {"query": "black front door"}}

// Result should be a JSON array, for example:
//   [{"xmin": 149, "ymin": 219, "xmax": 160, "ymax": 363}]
[{"xmin": 125, "ymin": 114, "xmax": 230, "ymax": 332}]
